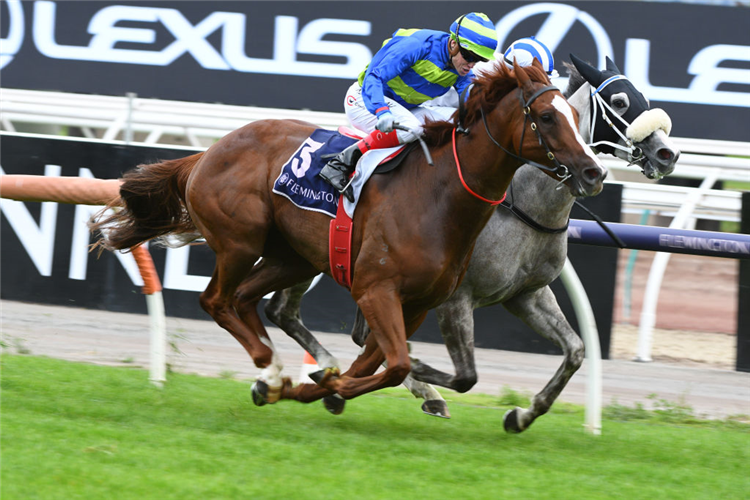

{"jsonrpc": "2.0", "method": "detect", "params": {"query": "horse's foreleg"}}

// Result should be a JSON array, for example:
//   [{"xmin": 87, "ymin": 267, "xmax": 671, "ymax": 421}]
[
  {"xmin": 409, "ymin": 294, "xmax": 479, "ymax": 393},
  {"xmin": 322, "ymin": 289, "xmax": 415, "ymax": 400},
  {"xmin": 500, "ymin": 286, "xmax": 585, "ymax": 433},
  {"xmin": 281, "ymin": 336, "xmax": 386, "ymax": 405},
  {"xmin": 351, "ymin": 306, "xmax": 448, "ymax": 416},
  {"xmin": 264, "ymin": 279, "xmax": 341, "ymax": 373}
]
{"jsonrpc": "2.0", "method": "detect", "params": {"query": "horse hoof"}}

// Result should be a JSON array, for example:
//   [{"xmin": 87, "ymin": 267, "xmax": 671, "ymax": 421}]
[
  {"xmin": 309, "ymin": 366, "xmax": 340, "ymax": 386},
  {"xmin": 503, "ymin": 407, "xmax": 525, "ymax": 434},
  {"xmin": 322, "ymin": 394, "xmax": 346, "ymax": 415},
  {"xmin": 421, "ymin": 400, "xmax": 451, "ymax": 419},
  {"xmin": 251, "ymin": 380, "xmax": 269, "ymax": 407}
]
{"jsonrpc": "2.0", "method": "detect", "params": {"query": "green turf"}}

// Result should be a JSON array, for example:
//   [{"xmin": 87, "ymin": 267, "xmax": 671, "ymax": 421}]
[{"xmin": 2, "ymin": 354, "xmax": 748, "ymax": 500}]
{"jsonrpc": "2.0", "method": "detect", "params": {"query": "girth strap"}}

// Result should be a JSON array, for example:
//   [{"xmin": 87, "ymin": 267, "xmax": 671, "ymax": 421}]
[{"xmin": 329, "ymin": 197, "xmax": 354, "ymax": 289}]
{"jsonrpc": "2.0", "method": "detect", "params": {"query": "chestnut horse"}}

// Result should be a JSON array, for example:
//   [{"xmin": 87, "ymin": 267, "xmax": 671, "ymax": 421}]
[{"xmin": 90, "ymin": 60, "xmax": 606, "ymax": 406}]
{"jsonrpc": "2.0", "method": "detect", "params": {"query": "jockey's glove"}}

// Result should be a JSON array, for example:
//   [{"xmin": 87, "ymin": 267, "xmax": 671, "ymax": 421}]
[{"xmin": 376, "ymin": 111, "xmax": 395, "ymax": 133}]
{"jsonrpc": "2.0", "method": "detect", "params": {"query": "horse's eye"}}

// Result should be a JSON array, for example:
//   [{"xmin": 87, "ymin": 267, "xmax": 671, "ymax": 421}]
[
  {"xmin": 540, "ymin": 113, "xmax": 553, "ymax": 123},
  {"xmin": 613, "ymin": 99, "xmax": 626, "ymax": 109}
]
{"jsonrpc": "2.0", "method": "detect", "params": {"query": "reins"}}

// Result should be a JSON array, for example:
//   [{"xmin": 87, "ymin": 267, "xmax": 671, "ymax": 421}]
[
  {"xmin": 500, "ymin": 180, "xmax": 568, "ymax": 234},
  {"xmin": 452, "ymin": 128, "xmax": 506, "ymax": 205}
]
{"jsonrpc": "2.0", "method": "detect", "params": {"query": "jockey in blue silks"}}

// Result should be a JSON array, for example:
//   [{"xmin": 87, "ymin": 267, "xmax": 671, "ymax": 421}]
[{"xmin": 319, "ymin": 12, "xmax": 498, "ymax": 202}]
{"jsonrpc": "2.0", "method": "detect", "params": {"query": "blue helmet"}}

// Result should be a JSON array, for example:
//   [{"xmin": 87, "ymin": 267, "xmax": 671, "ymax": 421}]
[
  {"xmin": 503, "ymin": 36, "xmax": 558, "ymax": 77},
  {"xmin": 449, "ymin": 13, "xmax": 498, "ymax": 62}
]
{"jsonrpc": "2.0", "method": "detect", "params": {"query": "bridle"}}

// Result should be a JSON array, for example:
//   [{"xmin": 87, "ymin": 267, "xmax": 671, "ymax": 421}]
[
  {"xmin": 455, "ymin": 78, "xmax": 623, "ymax": 245},
  {"xmin": 587, "ymin": 75, "xmax": 645, "ymax": 165},
  {"xmin": 455, "ymin": 82, "xmax": 573, "ymax": 199}
]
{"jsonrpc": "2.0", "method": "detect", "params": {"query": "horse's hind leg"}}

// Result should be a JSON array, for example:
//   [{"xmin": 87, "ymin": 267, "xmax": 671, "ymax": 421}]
[
  {"xmin": 264, "ymin": 279, "xmax": 340, "ymax": 374},
  {"xmin": 500, "ymin": 286, "xmax": 585, "ymax": 433},
  {"xmin": 232, "ymin": 254, "xmax": 321, "ymax": 405},
  {"xmin": 200, "ymin": 255, "xmax": 275, "ymax": 369}
]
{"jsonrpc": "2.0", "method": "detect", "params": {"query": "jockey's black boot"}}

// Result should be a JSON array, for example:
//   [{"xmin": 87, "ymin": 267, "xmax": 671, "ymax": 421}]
[{"xmin": 319, "ymin": 142, "xmax": 363, "ymax": 203}]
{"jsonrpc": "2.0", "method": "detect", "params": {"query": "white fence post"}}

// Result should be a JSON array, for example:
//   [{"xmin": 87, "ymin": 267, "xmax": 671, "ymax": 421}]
[{"xmin": 559, "ymin": 258, "xmax": 602, "ymax": 435}]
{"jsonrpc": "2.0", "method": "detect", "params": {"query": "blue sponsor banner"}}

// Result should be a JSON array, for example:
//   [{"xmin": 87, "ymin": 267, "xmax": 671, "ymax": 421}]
[{"xmin": 568, "ymin": 220, "xmax": 750, "ymax": 259}]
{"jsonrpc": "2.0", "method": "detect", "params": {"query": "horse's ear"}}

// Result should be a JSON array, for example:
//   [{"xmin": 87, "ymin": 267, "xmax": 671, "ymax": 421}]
[
  {"xmin": 531, "ymin": 57, "xmax": 545, "ymax": 74},
  {"xmin": 569, "ymin": 53, "xmax": 604, "ymax": 87},
  {"xmin": 514, "ymin": 59, "xmax": 534, "ymax": 92},
  {"xmin": 605, "ymin": 56, "xmax": 622, "ymax": 75}
]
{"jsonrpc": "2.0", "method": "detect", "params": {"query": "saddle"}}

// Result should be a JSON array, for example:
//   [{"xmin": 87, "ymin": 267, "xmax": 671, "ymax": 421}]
[{"xmin": 338, "ymin": 126, "xmax": 418, "ymax": 175}]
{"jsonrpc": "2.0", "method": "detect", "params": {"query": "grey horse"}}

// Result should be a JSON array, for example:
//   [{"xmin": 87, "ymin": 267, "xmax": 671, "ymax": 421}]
[{"xmin": 264, "ymin": 55, "xmax": 680, "ymax": 433}]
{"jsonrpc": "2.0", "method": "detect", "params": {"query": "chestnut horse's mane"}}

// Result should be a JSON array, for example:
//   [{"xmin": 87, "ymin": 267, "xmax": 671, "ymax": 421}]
[{"xmin": 422, "ymin": 62, "xmax": 552, "ymax": 147}]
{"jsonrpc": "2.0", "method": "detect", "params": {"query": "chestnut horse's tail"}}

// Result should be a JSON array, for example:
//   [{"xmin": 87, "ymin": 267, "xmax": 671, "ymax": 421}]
[{"xmin": 89, "ymin": 152, "xmax": 204, "ymax": 251}]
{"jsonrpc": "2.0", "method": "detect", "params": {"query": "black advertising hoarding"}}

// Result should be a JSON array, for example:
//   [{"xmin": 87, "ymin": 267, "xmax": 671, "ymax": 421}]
[
  {"xmin": 0, "ymin": 134, "xmax": 205, "ymax": 315},
  {"xmin": 1, "ymin": 0, "xmax": 748, "ymax": 142},
  {"xmin": 0, "ymin": 133, "xmax": 620, "ymax": 357}
]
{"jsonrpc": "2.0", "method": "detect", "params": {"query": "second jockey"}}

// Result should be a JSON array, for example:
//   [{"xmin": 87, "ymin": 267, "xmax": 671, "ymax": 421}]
[{"xmin": 318, "ymin": 12, "xmax": 498, "ymax": 202}]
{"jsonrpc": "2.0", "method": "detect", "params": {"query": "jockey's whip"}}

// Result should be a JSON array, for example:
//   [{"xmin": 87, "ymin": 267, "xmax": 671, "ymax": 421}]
[{"xmin": 394, "ymin": 124, "xmax": 434, "ymax": 166}]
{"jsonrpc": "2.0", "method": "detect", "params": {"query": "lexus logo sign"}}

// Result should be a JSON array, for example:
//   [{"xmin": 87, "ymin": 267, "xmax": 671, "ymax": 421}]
[{"xmin": 495, "ymin": 2, "xmax": 614, "ymax": 70}]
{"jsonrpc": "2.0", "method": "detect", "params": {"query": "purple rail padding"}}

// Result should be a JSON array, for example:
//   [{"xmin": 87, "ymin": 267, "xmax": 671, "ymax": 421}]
[{"xmin": 568, "ymin": 220, "xmax": 750, "ymax": 260}]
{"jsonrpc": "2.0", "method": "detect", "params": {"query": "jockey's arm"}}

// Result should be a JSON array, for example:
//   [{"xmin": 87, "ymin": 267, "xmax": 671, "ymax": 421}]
[{"xmin": 360, "ymin": 36, "xmax": 422, "ymax": 118}]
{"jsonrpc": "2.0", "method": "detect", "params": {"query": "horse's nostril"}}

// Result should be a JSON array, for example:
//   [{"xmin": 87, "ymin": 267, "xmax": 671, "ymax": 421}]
[
  {"xmin": 583, "ymin": 167, "xmax": 606, "ymax": 184},
  {"xmin": 658, "ymin": 148, "xmax": 673, "ymax": 161}
]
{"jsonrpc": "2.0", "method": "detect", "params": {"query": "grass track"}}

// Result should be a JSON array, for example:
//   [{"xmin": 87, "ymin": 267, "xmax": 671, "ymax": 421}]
[{"xmin": 2, "ymin": 355, "xmax": 748, "ymax": 499}]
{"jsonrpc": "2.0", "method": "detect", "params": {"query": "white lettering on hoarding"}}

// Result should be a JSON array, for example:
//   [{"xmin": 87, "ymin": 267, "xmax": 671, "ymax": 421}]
[
  {"xmin": 163, "ymin": 246, "xmax": 210, "ymax": 292},
  {"xmin": 494, "ymin": 2, "xmax": 613, "ymax": 70},
  {"xmin": 0, "ymin": 165, "xmax": 146, "ymax": 284},
  {"xmin": 0, "ymin": 0, "xmax": 24, "ymax": 69},
  {"xmin": 32, "ymin": 1, "xmax": 371, "ymax": 79},
  {"xmin": 497, "ymin": 2, "xmax": 750, "ymax": 109},
  {"xmin": 0, "ymin": 159, "xmax": 328, "ymax": 296},
  {"xmin": 0, "ymin": 164, "xmax": 59, "ymax": 276},
  {"xmin": 626, "ymin": 39, "xmax": 750, "ymax": 108}
]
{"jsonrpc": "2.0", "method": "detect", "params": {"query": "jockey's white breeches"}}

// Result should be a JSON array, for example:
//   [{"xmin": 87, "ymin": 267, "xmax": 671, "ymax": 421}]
[{"xmin": 342, "ymin": 81, "xmax": 458, "ymax": 144}]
